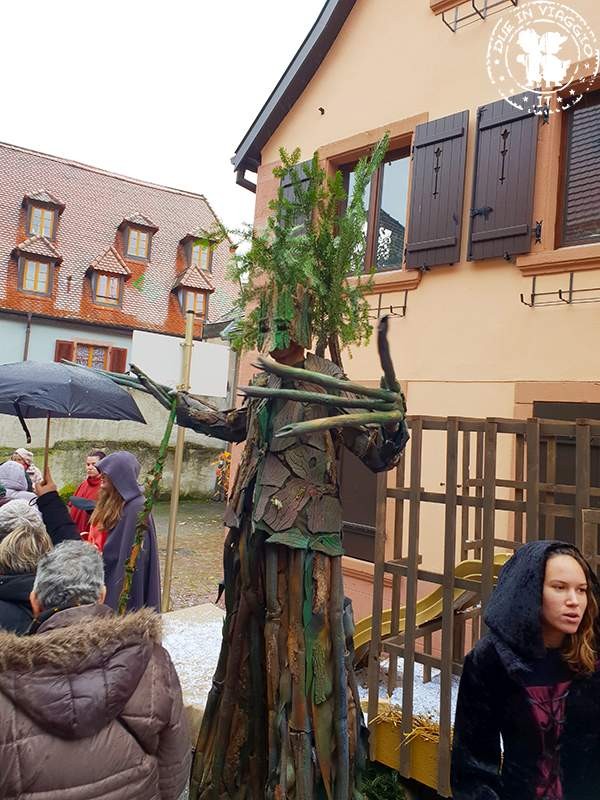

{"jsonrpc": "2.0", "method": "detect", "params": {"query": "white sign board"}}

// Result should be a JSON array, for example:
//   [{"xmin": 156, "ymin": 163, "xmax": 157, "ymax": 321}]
[{"xmin": 131, "ymin": 330, "xmax": 229, "ymax": 398}]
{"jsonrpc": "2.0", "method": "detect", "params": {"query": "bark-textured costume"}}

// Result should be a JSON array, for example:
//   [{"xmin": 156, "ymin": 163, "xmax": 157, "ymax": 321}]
[{"xmin": 178, "ymin": 353, "xmax": 407, "ymax": 800}]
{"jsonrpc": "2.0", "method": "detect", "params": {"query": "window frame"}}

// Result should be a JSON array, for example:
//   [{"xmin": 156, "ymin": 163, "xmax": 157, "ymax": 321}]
[
  {"xmin": 74, "ymin": 342, "xmax": 110, "ymax": 370},
  {"xmin": 18, "ymin": 257, "xmax": 53, "ymax": 296},
  {"xmin": 339, "ymin": 145, "xmax": 411, "ymax": 273},
  {"xmin": 125, "ymin": 225, "xmax": 152, "ymax": 261},
  {"xmin": 180, "ymin": 288, "xmax": 208, "ymax": 319},
  {"xmin": 557, "ymin": 90, "xmax": 600, "ymax": 249},
  {"xmin": 27, "ymin": 204, "xmax": 56, "ymax": 239},
  {"xmin": 91, "ymin": 271, "xmax": 124, "ymax": 307},
  {"xmin": 189, "ymin": 240, "xmax": 212, "ymax": 271}
]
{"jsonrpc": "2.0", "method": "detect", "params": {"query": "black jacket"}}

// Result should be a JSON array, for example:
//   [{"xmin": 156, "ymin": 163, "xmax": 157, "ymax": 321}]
[
  {"xmin": 36, "ymin": 490, "xmax": 79, "ymax": 544},
  {"xmin": 0, "ymin": 572, "xmax": 35, "ymax": 634},
  {"xmin": 0, "ymin": 492, "xmax": 79, "ymax": 635},
  {"xmin": 451, "ymin": 541, "xmax": 600, "ymax": 799}
]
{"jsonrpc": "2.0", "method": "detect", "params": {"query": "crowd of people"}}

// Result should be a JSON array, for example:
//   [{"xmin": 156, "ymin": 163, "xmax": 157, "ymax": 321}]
[
  {"xmin": 2, "ymin": 444, "xmax": 600, "ymax": 798},
  {"xmin": 0, "ymin": 448, "xmax": 187, "ymax": 799}
]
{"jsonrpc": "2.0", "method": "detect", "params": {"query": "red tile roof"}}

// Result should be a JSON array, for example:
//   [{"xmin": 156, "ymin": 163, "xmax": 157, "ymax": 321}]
[
  {"xmin": 121, "ymin": 212, "xmax": 159, "ymax": 231},
  {"xmin": 24, "ymin": 190, "xmax": 65, "ymax": 210},
  {"xmin": 172, "ymin": 265, "xmax": 215, "ymax": 292},
  {"xmin": 89, "ymin": 245, "xmax": 131, "ymax": 276},
  {"xmin": 0, "ymin": 142, "xmax": 238, "ymax": 336},
  {"xmin": 14, "ymin": 235, "xmax": 62, "ymax": 262}
]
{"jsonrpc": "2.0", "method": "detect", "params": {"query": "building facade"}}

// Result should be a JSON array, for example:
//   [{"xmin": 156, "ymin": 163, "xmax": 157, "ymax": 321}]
[
  {"xmin": 0, "ymin": 141, "xmax": 238, "ymax": 369},
  {"xmin": 231, "ymin": 0, "xmax": 600, "ymax": 616}
]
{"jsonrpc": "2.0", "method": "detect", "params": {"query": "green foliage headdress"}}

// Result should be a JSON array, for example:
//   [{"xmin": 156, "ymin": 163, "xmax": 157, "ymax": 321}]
[{"xmin": 228, "ymin": 135, "xmax": 389, "ymax": 367}]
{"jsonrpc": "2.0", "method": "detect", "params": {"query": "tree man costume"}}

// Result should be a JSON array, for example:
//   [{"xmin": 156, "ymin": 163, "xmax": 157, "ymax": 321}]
[{"xmin": 177, "ymin": 142, "xmax": 409, "ymax": 800}]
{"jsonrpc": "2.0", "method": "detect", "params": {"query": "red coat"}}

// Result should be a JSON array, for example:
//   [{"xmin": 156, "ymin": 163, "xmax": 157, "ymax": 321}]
[{"xmin": 68, "ymin": 476, "xmax": 101, "ymax": 533}]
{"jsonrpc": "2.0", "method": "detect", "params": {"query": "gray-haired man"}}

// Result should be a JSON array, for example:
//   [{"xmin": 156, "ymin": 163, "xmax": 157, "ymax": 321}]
[{"xmin": 0, "ymin": 541, "xmax": 191, "ymax": 799}]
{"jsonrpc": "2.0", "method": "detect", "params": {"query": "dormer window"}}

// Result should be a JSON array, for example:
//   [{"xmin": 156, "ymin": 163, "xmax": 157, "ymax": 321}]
[
  {"xmin": 120, "ymin": 213, "xmax": 158, "ymax": 261},
  {"xmin": 183, "ymin": 289, "xmax": 207, "ymax": 318},
  {"xmin": 191, "ymin": 241, "xmax": 211, "ymax": 270},
  {"xmin": 88, "ymin": 246, "xmax": 131, "ymax": 307},
  {"xmin": 22, "ymin": 191, "xmax": 65, "ymax": 241},
  {"xmin": 22, "ymin": 259, "xmax": 50, "ymax": 294},
  {"xmin": 13, "ymin": 235, "xmax": 62, "ymax": 297},
  {"xmin": 94, "ymin": 272, "xmax": 123, "ymax": 306},
  {"xmin": 29, "ymin": 206, "xmax": 55, "ymax": 238},
  {"xmin": 126, "ymin": 228, "xmax": 150, "ymax": 259}
]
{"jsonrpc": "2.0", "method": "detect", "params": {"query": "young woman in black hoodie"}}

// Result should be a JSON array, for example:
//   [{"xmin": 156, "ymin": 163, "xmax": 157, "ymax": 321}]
[{"xmin": 451, "ymin": 540, "xmax": 600, "ymax": 800}]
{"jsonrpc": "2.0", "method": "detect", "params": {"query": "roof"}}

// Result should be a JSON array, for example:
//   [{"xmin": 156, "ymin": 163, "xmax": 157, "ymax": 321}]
[
  {"xmin": 181, "ymin": 226, "xmax": 216, "ymax": 243},
  {"xmin": 121, "ymin": 212, "xmax": 159, "ymax": 232},
  {"xmin": 23, "ymin": 190, "xmax": 66, "ymax": 210},
  {"xmin": 14, "ymin": 235, "xmax": 62, "ymax": 262},
  {"xmin": 172, "ymin": 265, "xmax": 215, "ymax": 292},
  {"xmin": 0, "ymin": 142, "xmax": 238, "ymax": 335},
  {"xmin": 231, "ymin": 0, "xmax": 357, "ymax": 176},
  {"xmin": 89, "ymin": 245, "xmax": 131, "ymax": 276}
]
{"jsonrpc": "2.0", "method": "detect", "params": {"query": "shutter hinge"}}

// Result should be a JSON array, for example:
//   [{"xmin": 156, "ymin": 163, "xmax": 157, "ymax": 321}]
[
  {"xmin": 403, "ymin": 246, "xmax": 408, "ymax": 263},
  {"xmin": 471, "ymin": 206, "xmax": 493, "ymax": 220},
  {"xmin": 411, "ymin": 144, "xmax": 415, "ymax": 160},
  {"xmin": 532, "ymin": 103, "xmax": 550, "ymax": 124},
  {"xmin": 534, "ymin": 220, "xmax": 543, "ymax": 244}
]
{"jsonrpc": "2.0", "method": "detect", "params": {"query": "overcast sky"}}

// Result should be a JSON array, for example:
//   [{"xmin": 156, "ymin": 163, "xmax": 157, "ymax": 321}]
[{"xmin": 1, "ymin": 0, "xmax": 325, "ymax": 229}]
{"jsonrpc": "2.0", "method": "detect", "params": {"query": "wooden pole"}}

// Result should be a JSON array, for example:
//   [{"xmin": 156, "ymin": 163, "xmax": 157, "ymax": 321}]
[
  {"xmin": 161, "ymin": 310, "xmax": 195, "ymax": 613},
  {"xmin": 43, "ymin": 413, "xmax": 51, "ymax": 478}
]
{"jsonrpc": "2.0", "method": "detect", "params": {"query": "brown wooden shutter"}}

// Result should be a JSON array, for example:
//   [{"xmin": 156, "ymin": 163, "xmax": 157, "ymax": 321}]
[
  {"xmin": 54, "ymin": 340, "xmax": 75, "ymax": 363},
  {"xmin": 562, "ymin": 92, "xmax": 600, "ymax": 246},
  {"xmin": 405, "ymin": 110, "xmax": 469, "ymax": 269},
  {"xmin": 468, "ymin": 94, "xmax": 539, "ymax": 260},
  {"xmin": 108, "ymin": 347, "xmax": 128, "ymax": 373},
  {"xmin": 280, "ymin": 160, "xmax": 312, "ymax": 234}
]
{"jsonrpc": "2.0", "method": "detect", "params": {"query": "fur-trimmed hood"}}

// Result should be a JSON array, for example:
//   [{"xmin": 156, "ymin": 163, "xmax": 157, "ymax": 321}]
[{"xmin": 0, "ymin": 604, "xmax": 161, "ymax": 739}]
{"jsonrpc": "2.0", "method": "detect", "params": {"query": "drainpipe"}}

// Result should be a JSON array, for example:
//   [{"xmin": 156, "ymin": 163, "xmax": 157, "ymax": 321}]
[{"xmin": 22, "ymin": 313, "xmax": 32, "ymax": 360}]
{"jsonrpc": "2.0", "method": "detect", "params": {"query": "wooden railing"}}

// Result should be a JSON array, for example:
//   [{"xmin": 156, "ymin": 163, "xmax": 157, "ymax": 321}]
[{"xmin": 367, "ymin": 415, "xmax": 600, "ymax": 796}]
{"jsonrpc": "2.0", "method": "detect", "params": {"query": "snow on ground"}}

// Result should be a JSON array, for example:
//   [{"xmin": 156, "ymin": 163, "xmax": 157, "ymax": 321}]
[{"xmin": 357, "ymin": 659, "xmax": 459, "ymax": 724}]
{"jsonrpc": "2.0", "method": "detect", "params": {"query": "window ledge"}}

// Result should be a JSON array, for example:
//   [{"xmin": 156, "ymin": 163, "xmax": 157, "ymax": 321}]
[
  {"xmin": 430, "ymin": 0, "xmax": 462, "ymax": 13},
  {"xmin": 348, "ymin": 269, "xmax": 421, "ymax": 294},
  {"xmin": 517, "ymin": 244, "xmax": 600, "ymax": 277}
]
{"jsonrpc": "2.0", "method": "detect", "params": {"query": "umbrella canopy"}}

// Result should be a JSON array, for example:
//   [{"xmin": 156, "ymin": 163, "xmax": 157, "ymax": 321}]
[{"xmin": 0, "ymin": 361, "xmax": 145, "ymax": 423}]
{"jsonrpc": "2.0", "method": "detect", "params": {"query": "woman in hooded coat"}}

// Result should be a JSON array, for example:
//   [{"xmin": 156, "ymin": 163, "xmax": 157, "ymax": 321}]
[
  {"xmin": 451, "ymin": 540, "xmax": 600, "ymax": 800},
  {"xmin": 0, "ymin": 461, "xmax": 37, "ymax": 503},
  {"xmin": 89, "ymin": 451, "xmax": 161, "ymax": 612}
]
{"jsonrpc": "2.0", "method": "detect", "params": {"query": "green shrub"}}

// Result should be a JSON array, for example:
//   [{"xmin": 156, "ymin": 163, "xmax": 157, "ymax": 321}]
[
  {"xmin": 58, "ymin": 482, "xmax": 78, "ymax": 504},
  {"xmin": 362, "ymin": 761, "xmax": 406, "ymax": 800}
]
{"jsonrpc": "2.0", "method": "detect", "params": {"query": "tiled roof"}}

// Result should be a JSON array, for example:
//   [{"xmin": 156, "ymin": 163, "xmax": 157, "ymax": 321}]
[
  {"xmin": 89, "ymin": 245, "xmax": 131, "ymax": 276},
  {"xmin": 122, "ymin": 212, "xmax": 159, "ymax": 231},
  {"xmin": 0, "ymin": 142, "xmax": 238, "ymax": 335},
  {"xmin": 182, "ymin": 226, "xmax": 214, "ymax": 242},
  {"xmin": 14, "ymin": 235, "xmax": 62, "ymax": 262},
  {"xmin": 172, "ymin": 265, "xmax": 215, "ymax": 292},
  {"xmin": 24, "ymin": 190, "xmax": 65, "ymax": 210}
]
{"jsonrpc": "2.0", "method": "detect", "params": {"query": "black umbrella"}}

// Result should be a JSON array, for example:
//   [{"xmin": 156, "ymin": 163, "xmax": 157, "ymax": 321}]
[{"xmin": 0, "ymin": 360, "xmax": 145, "ymax": 473}]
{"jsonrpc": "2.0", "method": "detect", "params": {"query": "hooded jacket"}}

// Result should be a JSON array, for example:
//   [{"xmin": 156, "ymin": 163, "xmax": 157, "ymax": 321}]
[
  {"xmin": 96, "ymin": 451, "xmax": 161, "ymax": 612},
  {"xmin": 0, "ymin": 604, "xmax": 191, "ymax": 799},
  {"xmin": 451, "ymin": 540, "xmax": 600, "ymax": 800},
  {"xmin": 0, "ymin": 461, "xmax": 37, "ymax": 502}
]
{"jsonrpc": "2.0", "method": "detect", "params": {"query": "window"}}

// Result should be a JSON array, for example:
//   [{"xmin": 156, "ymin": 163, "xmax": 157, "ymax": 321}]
[
  {"xmin": 75, "ymin": 343, "xmax": 109, "ymax": 370},
  {"xmin": 560, "ymin": 91, "xmax": 600, "ymax": 247},
  {"xmin": 28, "ymin": 205, "xmax": 55, "ymax": 238},
  {"xmin": 191, "ymin": 242, "xmax": 210, "ymax": 270},
  {"xmin": 21, "ymin": 260, "xmax": 50, "ymax": 294},
  {"xmin": 94, "ymin": 273, "xmax": 122, "ymax": 306},
  {"xmin": 341, "ymin": 149, "xmax": 411, "ymax": 272},
  {"xmin": 126, "ymin": 228, "xmax": 150, "ymax": 259},
  {"xmin": 54, "ymin": 340, "xmax": 128, "ymax": 372},
  {"xmin": 183, "ymin": 289, "xmax": 206, "ymax": 317}
]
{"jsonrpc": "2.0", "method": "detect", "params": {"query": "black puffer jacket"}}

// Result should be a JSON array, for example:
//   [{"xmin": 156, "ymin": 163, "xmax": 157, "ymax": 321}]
[
  {"xmin": 451, "ymin": 540, "xmax": 600, "ymax": 799},
  {"xmin": 0, "ymin": 492, "xmax": 79, "ymax": 634}
]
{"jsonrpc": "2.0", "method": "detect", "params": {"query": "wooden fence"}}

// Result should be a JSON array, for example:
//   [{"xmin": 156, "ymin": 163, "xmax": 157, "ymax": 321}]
[{"xmin": 366, "ymin": 415, "xmax": 600, "ymax": 796}]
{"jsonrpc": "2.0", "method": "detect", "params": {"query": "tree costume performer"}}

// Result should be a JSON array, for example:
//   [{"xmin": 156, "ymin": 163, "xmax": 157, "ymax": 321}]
[{"xmin": 177, "ymin": 140, "xmax": 409, "ymax": 800}]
